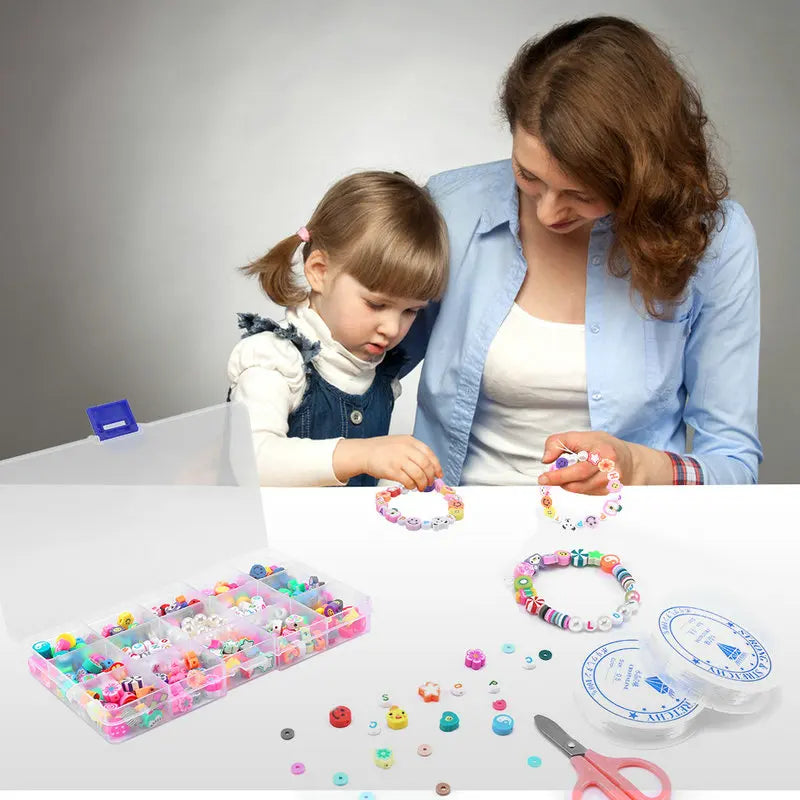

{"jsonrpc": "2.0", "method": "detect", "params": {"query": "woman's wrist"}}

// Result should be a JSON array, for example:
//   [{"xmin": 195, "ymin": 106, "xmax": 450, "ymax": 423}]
[{"xmin": 629, "ymin": 442, "xmax": 673, "ymax": 485}]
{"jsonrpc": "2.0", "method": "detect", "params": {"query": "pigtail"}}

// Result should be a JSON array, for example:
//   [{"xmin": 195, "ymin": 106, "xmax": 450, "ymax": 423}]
[{"xmin": 240, "ymin": 234, "xmax": 309, "ymax": 307}]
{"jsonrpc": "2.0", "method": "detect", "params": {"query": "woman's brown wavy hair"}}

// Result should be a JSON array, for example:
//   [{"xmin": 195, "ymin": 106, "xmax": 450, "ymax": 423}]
[{"xmin": 501, "ymin": 16, "xmax": 728, "ymax": 317}]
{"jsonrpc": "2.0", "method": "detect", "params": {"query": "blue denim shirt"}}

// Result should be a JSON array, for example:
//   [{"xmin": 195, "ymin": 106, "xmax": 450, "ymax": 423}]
[{"xmin": 400, "ymin": 160, "xmax": 762, "ymax": 485}]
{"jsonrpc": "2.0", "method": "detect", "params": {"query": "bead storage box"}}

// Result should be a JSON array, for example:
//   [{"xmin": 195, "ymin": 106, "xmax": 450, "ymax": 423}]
[{"xmin": 0, "ymin": 402, "xmax": 371, "ymax": 743}]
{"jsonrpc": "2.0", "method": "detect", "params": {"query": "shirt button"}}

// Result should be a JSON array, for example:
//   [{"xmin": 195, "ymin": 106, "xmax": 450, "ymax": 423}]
[
  {"xmin": 590, "ymin": 324, "xmax": 600, "ymax": 334},
  {"xmin": 591, "ymin": 256, "xmax": 601, "ymax": 265},
  {"xmin": 350, "ymin": 409, "xmax": 363, "ymax": 425},
  {"xmin": 591, "ymin": 392, "xmax": 602, "ymax": 401}
]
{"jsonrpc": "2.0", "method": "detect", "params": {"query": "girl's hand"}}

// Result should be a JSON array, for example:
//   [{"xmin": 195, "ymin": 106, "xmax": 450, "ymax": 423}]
[
  {"xmin": 333, "ymin": 435, "xmax": 443, "ymax": 490},
  {"xmin": 539, "ymin": 430, "xmax": 668, "ymax": 494}
]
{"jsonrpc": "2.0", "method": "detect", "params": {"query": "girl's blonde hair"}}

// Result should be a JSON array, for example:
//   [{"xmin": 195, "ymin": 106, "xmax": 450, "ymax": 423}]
[{"xmin": 242, "ymin": 171, "xmax": 449, "ymax": 306}]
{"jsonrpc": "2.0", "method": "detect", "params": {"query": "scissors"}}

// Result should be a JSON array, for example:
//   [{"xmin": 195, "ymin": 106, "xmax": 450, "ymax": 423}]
[{"xmin": 534, "ymin": 714, "xmax": 671, "ymax": 800}]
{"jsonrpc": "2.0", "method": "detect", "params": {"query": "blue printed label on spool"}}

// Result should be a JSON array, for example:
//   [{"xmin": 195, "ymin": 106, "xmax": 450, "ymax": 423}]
[
  {"xmin": 581, "ymin": 639, "xmax": 701, "ymax": 725},
  {"xmin": 657, "ymin": 606, "xmax": 772, "ymax": 683}
]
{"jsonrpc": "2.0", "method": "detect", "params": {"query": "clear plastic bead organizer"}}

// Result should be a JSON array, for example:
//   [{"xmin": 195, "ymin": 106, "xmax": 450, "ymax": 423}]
[{"xmin": 0, "ymin": 402, "xmax": 371, "ymax": 743}]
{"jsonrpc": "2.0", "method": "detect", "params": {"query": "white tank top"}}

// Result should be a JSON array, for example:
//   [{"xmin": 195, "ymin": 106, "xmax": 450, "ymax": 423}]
[{"xmin": 460, "ymin": 303, "xmax": 591, "ymax": 485}]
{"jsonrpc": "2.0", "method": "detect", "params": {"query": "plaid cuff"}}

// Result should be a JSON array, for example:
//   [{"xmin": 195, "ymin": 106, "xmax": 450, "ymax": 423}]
[{"xmin": 666, "ymin": 452, "xmax": 704, "ymax": 485}]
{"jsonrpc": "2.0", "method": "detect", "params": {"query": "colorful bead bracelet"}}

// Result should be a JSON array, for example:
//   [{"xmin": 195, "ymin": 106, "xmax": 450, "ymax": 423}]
[
  {"xmin": 541, "ymin": 447, "xmax": 623, "ymax": 530},
  {"xmin": 375, "ymin": 479, "xmax": 463, "ymax": 530},
  {"xmin": 513, "ymin": 551, "xmax": 640, "ymax": 632}
]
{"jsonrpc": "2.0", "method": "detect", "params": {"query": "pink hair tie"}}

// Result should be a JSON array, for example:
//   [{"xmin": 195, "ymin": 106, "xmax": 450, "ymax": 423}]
[{"xmin": 297, "ymin": 226, "xmax": 310, "ymax": 242}]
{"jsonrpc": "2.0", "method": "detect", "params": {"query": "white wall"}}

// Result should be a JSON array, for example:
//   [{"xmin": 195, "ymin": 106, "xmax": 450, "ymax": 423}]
[{"xmin": 1, "ymin": 0, "xmax": 797, "ymax": 480}]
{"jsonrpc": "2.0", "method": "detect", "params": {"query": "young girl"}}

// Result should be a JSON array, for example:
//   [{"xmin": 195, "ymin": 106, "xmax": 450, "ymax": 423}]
[{"xmin": 227, "ymin": 171, "xmax": 448, "ymax": 488}]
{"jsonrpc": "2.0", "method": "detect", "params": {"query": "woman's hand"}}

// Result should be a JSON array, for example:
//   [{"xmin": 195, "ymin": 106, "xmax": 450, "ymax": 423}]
[
  {"xmin": 539, "ymin": 430, "xmax": 672, "ymax": 493},
  {"xmin": 333, "ymin": 435, "xmax": 443, "ymax": 490}
]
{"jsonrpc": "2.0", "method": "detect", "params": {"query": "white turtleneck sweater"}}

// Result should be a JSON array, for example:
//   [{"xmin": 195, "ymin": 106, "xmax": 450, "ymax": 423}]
[{"xmin": 227, "ymin": 300, "xmax": 401, "ymax": 486}]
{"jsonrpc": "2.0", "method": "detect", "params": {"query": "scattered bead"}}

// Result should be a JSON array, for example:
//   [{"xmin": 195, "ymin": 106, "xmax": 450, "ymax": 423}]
[
  {"xmin": 435, "ymin": 783, "xmax": 451, "ymax": 797},
  {"xmin": 367, "ymin": 720, "xmax": 381, "ymax": 735},
  {"xmin": 290, "ymin": 762, "xmax": 305, "ymax": 775},
  {"xmin": 379, "ymin": 692, "xmax": 392, "ymax": 707},
  {"xmin": 488, "ymin": 680, "xmax": 500, "ymax": 693},
  {"xmin": 522, "ymin": 655, "xmax": 537, "ymax": 670},
  {"xmin": 374, "ymin": 747, "xmax": 394, "ymax": 769},
  {"xmin": 539, "ymin": 650, "xmax": 552, "ymax": 661},
  {"xmin": 329, "ymin": 705, "xmax": 352, "ymax": 728},
  {"xmin": 280, "ymin": 727, "xmax": 295, "ymax": 740},
  {"xmin": 417, "ymin": 743, "xmax": 433, "ymax": 757},
  {"xmin": 492, "ymin": 713, "xmax": 515, "ymax": 735},
  {"xmin": 464, "ymin": 648, "xmax": 486, "ymax": 670},
  {"xmin": 418, "ymin": 681, "xmax": 440, "ymax": 702},
  {"xmin": 528, "ymin": 756, "xmax": 543, "ymax": 768},
  {"xmin": 386, "ymin": 705, "xmax": 408, "ymax": 730},
  {"xmin": 501, "ymin": 643, "xmax": 515, "ymax": 654},
  {"xmin": 450, "ymin": 682, "xmax": 465, "ymax": 696},
  {"xmin": 332, "ymin": 772, "xmax": 349, "ymax": 786},
  {"xmin": 439, "ymin": 711, "xmax": 460, "ymax": 732},
  {"xmin": 492, "ymin": 699, "xmax": 507, "ymax": 711}
]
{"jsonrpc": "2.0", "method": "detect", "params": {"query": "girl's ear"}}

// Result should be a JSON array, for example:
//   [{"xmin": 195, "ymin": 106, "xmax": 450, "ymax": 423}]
[{"xmin": 303, "ymin": 249, "xmax": 330, "ymax": 294}]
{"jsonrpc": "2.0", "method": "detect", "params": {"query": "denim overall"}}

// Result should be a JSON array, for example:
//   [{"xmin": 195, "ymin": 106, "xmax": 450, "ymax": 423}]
[{"xmin": 232, "ymin": 312, "xmax": 406, "ymax": 487}]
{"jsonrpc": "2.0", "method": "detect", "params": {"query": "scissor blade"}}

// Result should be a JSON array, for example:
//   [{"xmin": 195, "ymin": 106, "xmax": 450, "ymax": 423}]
[{"xmin": 534, "ymin": 715, "xmax": 587, "ymax": 758}]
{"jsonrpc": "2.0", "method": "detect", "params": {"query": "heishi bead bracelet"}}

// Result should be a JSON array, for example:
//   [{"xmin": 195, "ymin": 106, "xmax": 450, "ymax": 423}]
[
  {"xmin": 541, "ymin": 447, "xmax": 623, "ymax": 530},
  {"xmin": 375, "ymin": 479, "xmax": 463, "ymax": 531},
  {"xmin": 513, "ymin": 550, "xmax": 640, "ymax": 632}
]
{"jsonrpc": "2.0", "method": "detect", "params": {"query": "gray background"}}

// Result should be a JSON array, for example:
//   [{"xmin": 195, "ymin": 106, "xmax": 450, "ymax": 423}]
[{"xmin": 1, "ymin": 0, "xmax": 798, "ymax": 480}]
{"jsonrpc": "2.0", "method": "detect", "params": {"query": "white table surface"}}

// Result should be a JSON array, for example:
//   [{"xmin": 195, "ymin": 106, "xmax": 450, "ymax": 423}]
[{"xmin": 1, "ymin": 484, "xmax": 798, "ymax": 799}]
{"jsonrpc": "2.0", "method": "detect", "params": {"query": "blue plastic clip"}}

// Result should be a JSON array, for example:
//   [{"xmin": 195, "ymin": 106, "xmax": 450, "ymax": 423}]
[{"xmin": 85, "ymin": 399, "xmax": 139, "ymax": 441}]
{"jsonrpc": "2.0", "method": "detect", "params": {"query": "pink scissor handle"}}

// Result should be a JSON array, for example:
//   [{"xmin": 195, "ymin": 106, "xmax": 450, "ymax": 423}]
[{"xmin": 572, "ymin": 750, "xmax": 672, "ymax": 800}]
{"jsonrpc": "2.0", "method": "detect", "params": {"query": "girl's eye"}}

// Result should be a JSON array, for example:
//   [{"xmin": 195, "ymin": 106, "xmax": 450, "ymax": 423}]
[
  {"xmin": 366, "ymin": 301, "xmax": 385, "ymax": 310},
  {"xmin": 403, "ymin": 308, "xmax": 420, "ymax": 316},
  {"xmin": 575, "ymin": 196, "xmax": 595, "ymax": 204}
]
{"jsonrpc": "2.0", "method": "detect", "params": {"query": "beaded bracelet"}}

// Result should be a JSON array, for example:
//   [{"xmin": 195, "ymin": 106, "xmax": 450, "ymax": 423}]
[
  {"xmin": 541, "ymin": 446, "xmax": 623, "ymax": 530},
  {"xmin": 512, "ymin": 550, "xmax": 640, "ymax": 632},
  {"xmin": 375, "ymin": 479, "xmax": 463, "ymax": 531}
]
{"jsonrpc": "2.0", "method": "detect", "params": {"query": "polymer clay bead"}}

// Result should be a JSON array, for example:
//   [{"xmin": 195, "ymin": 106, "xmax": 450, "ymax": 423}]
[
  {"xmin": 570, "ymin": 549, "xmax": 589, "ymax": 567},
  {"xmin": 374, "ymin": 747, "xmax": 394, "ymax": 769},
  {"xmin": 439, "ymin": 711, "xmax": 459, "ymax": 732},
  {"xmin": 451, "ymin": 682, "xmax": 466, "ymax": 696},
  {"xmin": 492, "ymin": 713, "xmax": 514, "ymax": 735}
]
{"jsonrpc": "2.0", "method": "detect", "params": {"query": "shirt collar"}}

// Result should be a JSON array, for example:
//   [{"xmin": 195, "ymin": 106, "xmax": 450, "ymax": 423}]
[{"xmin": 476, "ymin": 159, "xmax": 615, "ymax": 237}]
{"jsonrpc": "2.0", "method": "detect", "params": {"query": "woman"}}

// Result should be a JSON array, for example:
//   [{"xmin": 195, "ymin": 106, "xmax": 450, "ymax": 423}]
[{"xmin": 400, "ymin": 16, "xmax": 761, "ymax": 491}]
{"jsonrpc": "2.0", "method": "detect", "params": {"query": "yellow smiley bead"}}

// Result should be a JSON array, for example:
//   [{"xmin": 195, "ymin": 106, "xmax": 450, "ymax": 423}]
[
  {"xmin": 448, "ymin": 505, "xmax": 464, "ymax": 521},
  {"xmin": 117, "ymin": 611, "xmax": 134, "ymax": 629}
]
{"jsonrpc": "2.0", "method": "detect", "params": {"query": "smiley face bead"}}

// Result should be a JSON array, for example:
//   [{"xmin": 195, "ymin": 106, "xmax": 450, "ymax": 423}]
[{"xmin": 386, "ymin": 705, "xmax": 408, "ymax": 730}]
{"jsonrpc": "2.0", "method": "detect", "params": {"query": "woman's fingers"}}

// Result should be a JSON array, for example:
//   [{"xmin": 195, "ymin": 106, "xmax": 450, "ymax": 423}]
[{"xmin": 539, "ymin": 460, "xmax": 595, "ymax": 486}]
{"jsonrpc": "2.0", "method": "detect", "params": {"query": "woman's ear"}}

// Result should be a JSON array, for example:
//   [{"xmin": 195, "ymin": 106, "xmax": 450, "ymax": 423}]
[{"xmin": 303, "ymin": 249, "xmax": 330, "ymax": 294}]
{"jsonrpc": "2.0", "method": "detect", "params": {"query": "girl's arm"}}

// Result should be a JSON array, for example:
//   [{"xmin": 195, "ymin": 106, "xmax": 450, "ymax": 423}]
[{"xmin": 228, "ymin": 337, "xmax": 346, "ymax": 487}]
